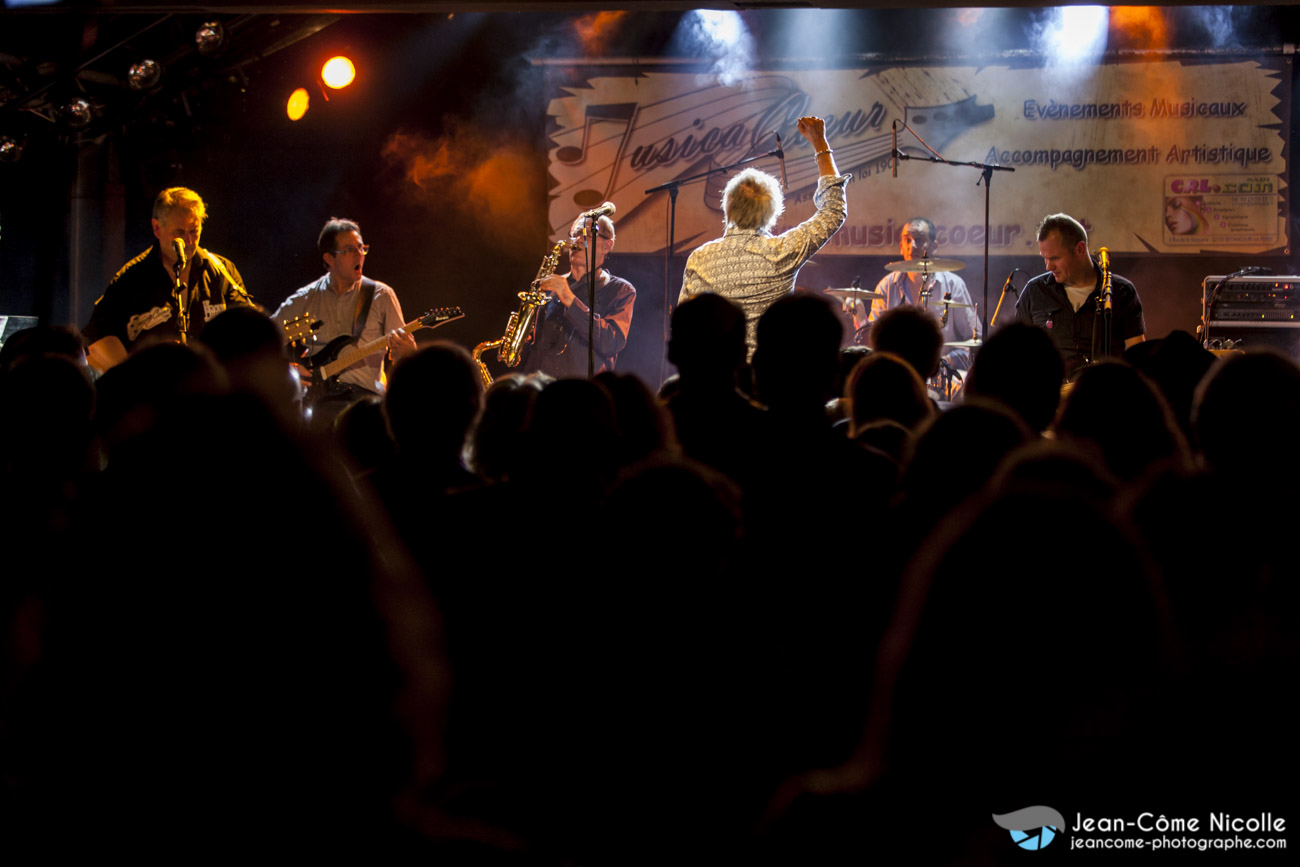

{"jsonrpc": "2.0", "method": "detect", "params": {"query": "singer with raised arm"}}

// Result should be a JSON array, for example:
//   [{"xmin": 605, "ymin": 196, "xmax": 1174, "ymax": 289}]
[
  {"xmin": 679, "ymin": 116, "xmax": 850, "ymax": 359},
  {"xmin": 522, "ymin": 209, "xmax": 636, "ymax": 379},
  {"xmin": 273, "ymin": 218, "xmax": 418, "ymax": 411},
  {"xmin": 1016, "ymin": 213, "xmax": 1145, "ymax": 377},
  {"xmin": 84, "ymin": 187, "xmax": 256, "ymax": 372}
]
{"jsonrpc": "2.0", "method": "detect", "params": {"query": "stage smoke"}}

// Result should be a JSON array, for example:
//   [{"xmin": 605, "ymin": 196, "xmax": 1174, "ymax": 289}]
[
  {"xmin": 674, "ymin": 10, "xmax": 755, "ymax": 87},
  {"xmin": 1191, "ymin": 6, "xmax": 1237, "ymax": 48},
  {"xmin": 381, "ymin": 119, "xmax": 545, "ymax": 250},
  {"xmin": 573, "ymin": 11, "xmax": 629, "ymax": 54}
]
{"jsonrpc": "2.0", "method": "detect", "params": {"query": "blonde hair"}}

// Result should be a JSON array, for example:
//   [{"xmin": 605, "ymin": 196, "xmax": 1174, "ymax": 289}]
[
  {"xmin": 153, "ymin": 187, "xmax": 207, "ymax": 224},
  {"xmin": 722, "ymin": 168, "xmax": 784, "ymax": 231}
]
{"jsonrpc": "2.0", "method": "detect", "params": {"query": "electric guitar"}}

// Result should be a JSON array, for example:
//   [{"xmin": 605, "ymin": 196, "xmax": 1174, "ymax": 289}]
[
  {"xmin": 302, "ymin": 305, "xmax": 465, "ymax": 398},
  {"xmin": 283, "ymin": 314, "xmax": 323, "ymax": 349}
]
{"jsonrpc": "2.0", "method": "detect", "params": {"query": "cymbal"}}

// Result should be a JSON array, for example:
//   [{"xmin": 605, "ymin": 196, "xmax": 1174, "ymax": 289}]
[
  {"xmin": 925, "ymin": 299, "xmax": 975, "ymax": 309},
  {"xmin": 943, "ymin": 338, "xmax": 984, "ymax": 349},
  {"xmin": 824, "ymin": 287, "xmax": 885, "ymax": 300},
  {"xmin": 885, "ymin": 257, "xmax": 966, "ymax": 273}
]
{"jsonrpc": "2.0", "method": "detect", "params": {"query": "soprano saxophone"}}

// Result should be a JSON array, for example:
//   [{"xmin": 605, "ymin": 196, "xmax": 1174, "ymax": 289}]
[{"xmin": 472, "ymin": 238, "xmax": 570, "ymax": 387}]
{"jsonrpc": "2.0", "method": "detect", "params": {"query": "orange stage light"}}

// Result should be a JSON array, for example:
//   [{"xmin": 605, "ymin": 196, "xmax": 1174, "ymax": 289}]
[
  {"xmin": 287, "ymin": 87, "xmax": 310, "ymax": 121},
  {"xmin": 321, "ymin": 56, "xmax": 356, "ymax": 90}
]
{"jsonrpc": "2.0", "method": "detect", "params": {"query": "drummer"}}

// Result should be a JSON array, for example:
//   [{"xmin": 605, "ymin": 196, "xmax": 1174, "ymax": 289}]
[{"xmin": 844, "ymin": 216, "xmax": 983, "ymax": 370}]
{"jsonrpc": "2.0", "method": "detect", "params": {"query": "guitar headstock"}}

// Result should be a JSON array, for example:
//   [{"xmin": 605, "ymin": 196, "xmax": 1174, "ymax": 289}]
[
  {"xmin": 420, "ymin": 306, "xmax": 466, "ymax": 328},
  {"xmin": 283, "ymin": 314, "xmax": 323, "ymax": 347}
]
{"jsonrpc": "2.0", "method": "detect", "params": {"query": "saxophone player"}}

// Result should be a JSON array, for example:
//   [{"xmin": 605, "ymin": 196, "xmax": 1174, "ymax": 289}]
[{"xmin": 523, "ymin": 213, "xmax": 636, "ymax": 379}]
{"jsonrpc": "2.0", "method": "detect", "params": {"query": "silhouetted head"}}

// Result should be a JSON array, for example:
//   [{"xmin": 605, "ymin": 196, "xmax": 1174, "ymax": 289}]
[
  {"xmin": 669, "ymin": 292, "xmax": 747, "ymax": 381},
  {"xmin": 965, "ymin": 322, "xmax": 1064, "ymax": 432},
  {"xmin": 753, "ymin": 293, "xmax": 842, "ymax": 410},
  {"xmin": 383, "ymin": 342, "xmax": 482, "ymax": 461},
  {"xmin": 0, "ymin": 325, "xmax": 85, "ymax": 373},
  {"xmin": 1193, "ymin": 350, "xmax": 1300, "ymax": 488},
  {"xmin": 1055, "ymin": 360, "xmax": 1189, "ymax": 482},
  {"xmin": 846, "ymin": 351, "xmax": 933, "ymax": 433},
  {"xmin": 870, "ymin": 304, "xmax": 943, "ymax": 379}
]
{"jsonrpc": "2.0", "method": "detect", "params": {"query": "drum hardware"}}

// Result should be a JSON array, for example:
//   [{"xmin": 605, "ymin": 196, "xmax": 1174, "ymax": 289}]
[
  {"xmin": 884, "ymin": 256, "xmax": 966, "ymax": 274},
  {"xmin": 928, "ymin": 357, "xmax": 965, "ymax": 402},
  {"xmin": 824, "ymin": 287, "xmax": 886, "ymax": 301}
]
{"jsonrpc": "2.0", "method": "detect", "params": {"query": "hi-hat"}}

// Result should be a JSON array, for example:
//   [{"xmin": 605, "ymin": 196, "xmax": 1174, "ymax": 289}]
[
  {"xmin": 885, "ymin": 257, "xmax": 966, "ymax": 273},
  {"xmin": 943, "ymin": 338, "xmax": 984, "ymax": 348},
  {"xmin": 824, "ymin": 287, "xmax": 885, "ymax": 300}
]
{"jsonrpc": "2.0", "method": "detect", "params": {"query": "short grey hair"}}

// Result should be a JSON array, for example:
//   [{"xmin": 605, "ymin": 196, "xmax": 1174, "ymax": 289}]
[
  {"xmin": 570, "ymin": 214, "xmax": 615, "ymax": 241},
  {"xmin": 722, "ymin": 168, "xmax": 784, "ymax": 231},
  {"xmin": 153, "ymin": 187, "xmax": 206, "ymax": 224},
  {"xmin": 1037, "ymin": 213, "xmax": 1088, "ymax": 249}
]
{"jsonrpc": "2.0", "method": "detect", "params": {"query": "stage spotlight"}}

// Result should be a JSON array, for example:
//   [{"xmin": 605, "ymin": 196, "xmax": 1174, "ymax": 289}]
[
  {"xmin": 695, "ymin": 10, "xmax": 744, "ymax": 47},
  {"xmin": 195, "ymin": 21, "xmax": 225, "ymax": 56},
  {"xmin": 127, "ymin": 59, "xmax": 162, "ymax": 92},
  {"xmin": 287, "ymin": 87, "xmax": 310, "ymax": 121},
  {"xmin": 62, "ymin": 98, "xmax": 93, "ymax": 129},
  {"xmin": 1053, "ymin": 7, "xmax": 1109, "ymax": 64},
  {"xmin": 321, "ymin": 56, "xmax": 356, "ymax": 90},
  {"xmin": 0, "ymin": 137, "xmax": 22, "ymax": 165}
]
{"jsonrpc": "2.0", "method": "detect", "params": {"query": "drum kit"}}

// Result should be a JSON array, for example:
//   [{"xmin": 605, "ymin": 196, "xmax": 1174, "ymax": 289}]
[{"xmin": 825, "ymin": 255, "xmax": 983, "ymax": 402}]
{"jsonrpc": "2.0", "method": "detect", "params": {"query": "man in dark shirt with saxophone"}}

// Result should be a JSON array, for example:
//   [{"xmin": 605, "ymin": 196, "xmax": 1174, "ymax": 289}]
[{"xmin": 524, "ymin": 214, "xmax": 636, "ymax": 379}]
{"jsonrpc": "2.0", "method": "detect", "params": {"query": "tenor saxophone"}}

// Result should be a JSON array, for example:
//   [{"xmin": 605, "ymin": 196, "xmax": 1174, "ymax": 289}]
[{"xmin": 472, "ymin": 238, "xmax": 571, "ymax": 387}]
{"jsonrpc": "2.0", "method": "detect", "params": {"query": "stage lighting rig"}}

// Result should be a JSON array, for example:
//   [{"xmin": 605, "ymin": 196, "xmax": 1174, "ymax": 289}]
[{"xmin": 127, "ymin": 59, "xmax": 163, "ymax": 92}]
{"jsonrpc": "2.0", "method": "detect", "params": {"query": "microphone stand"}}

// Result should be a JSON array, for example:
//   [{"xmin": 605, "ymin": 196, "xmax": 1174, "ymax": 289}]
[
  {"xmin": 645, "ymin": 141, "xmax": 785, "ymax": 387},
  {"xmin": 989, "ymin": 268, "xmax": 1025, "ymax": 329},
  {"xmin": 586, "ymin": 215, "xmax": 598, "ymax": 379},
  {"xmin": 1093, "ymin": 250, "xmax": 1114, "ymax": 362},
  {"xmin": 894, "ymin": 122, "xmax": 1014, "ymax": 349},
  {"xmin": 172, "ymin": 252, "xmax": 189, "ymax": 345}
]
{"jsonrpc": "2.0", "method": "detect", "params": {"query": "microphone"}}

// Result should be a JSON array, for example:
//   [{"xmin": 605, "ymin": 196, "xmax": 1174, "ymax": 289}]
[
  {"xmin": 774, "ymin": 132, "xmax": 788, "ymax": 192},
  {"xmin": 1001, "ymin": 268, "xmax": 1016, "ymax": 294},
  {"xmin": 172, "ymin": 238, "xmax": 187, "ymax": 270},
  {"xmin": 580, "ymin": 201, "xmax": 616, "ymax": 219},
  {"xmin": 891, "ymin": 120, "xmax": 898, "ymax": 178}
]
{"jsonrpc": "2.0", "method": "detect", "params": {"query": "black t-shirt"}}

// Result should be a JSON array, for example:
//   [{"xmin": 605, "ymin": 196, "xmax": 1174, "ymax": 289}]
[
  {"xmin": 83, "ymin": 244, "xmax": 254, "ymax": 350},
  {"xmin": 1015, "ymin": 260, "xmax": 1144, "ymax": 371}
]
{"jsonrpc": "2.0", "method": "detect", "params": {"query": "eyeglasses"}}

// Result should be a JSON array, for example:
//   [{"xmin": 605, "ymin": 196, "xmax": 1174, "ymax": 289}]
[
  {"xmin": 335, "ymin": 244, "xmax": 370, "ymax": 256},
  {"xmin": 569, "ymin": 233, "xmax": 613, "ymax": 244}
]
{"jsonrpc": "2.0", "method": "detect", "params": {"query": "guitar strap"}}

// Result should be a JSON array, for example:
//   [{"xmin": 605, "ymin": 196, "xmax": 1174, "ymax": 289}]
[
  {"xmin": 352, "ymin": 277, "xmax": 376, "ymax": 339},
  {"xmin": 206, "ymin": 252, "xmax": 247, "ymax": 297}
]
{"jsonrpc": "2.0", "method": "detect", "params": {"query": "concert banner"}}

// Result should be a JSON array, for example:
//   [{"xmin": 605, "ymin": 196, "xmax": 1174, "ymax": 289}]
[{"xmin": 546, "ymin": 60, "xmax": 1289, "ymax": 257}]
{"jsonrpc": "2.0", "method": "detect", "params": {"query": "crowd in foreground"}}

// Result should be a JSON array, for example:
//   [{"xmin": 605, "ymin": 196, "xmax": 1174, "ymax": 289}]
[{"xmin": 1, "ymin": 290, "xmax": 1296, "ymax": 863}]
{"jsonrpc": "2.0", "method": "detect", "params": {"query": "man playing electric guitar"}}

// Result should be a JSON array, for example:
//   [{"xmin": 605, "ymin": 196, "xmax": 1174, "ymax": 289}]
[{"xmin": 274, "ymin": 218, "xmax": 418, "ymax": 417}]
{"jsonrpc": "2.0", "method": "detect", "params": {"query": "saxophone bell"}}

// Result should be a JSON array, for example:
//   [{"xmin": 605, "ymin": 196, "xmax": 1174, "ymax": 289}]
[{"xmin": 474, "ymin": 239, "xmax": 573, "ymax": 381}]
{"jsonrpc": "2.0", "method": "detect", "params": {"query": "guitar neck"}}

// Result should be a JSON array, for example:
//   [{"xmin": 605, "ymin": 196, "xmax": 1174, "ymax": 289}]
[{"xmin": 320, "ymin": 315, "xmax": 425, "ymax": 380}]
